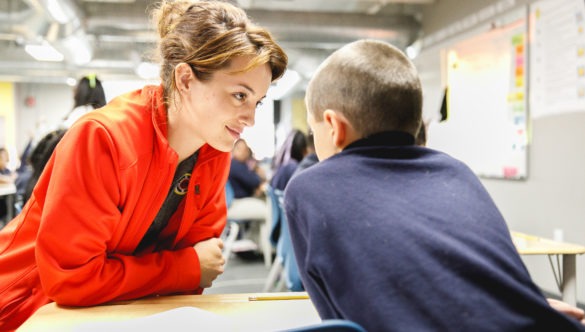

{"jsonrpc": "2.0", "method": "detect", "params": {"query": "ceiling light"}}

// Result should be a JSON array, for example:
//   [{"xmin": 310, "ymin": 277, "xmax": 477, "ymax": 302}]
[
  {"xmin": 47, "ymin": 0, "xmax": 73, "ymax": 24},
  {"xmin": 406, "ymin": 39, "xmax": 422, "ymax": 59},
  {"xmin": 25, "ymin": 41, "xmax": 64, "ymax": 62},
  {"xmin": 60, "ymin": 33, "xmax": 93, "ymax": 65}
]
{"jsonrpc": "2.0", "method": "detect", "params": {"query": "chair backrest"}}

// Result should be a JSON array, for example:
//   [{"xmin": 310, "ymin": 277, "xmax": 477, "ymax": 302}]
[
  {"xmin": 283, "ymin": 319, "xmax": 367, "ymax": 332},
  {"xmin": 266, "ymin": 185, "xmax": 303, "ymax": 291},
  {"xmin": 225, "ymin": 181, "xmax": 235, "ymax": 208},
  {"xmin": 267, "ymin": 185, "xmax": 283, "ymax": 247}
]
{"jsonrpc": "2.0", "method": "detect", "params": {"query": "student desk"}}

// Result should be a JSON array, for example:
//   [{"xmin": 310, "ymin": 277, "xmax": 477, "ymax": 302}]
[
  {"xmin": 18, "ymin": 292, "xmax": 319, "ymax": 331},
  {"xmin": 512, "ymin": 231, "xmax": 585, "ymax": 306},
  {"xmin": 0, "ymin": 183, "xmax": 16, "ymax": 221}
]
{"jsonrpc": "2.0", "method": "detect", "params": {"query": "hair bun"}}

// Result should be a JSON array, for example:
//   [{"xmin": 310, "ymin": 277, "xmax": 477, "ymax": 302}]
[{"xmin": 154, "ymin": 0, "xmax": 192, "ymax": 39}]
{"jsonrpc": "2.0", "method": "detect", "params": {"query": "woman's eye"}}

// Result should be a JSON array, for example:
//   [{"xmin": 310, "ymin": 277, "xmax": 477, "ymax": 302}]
[
  {"xmin": 234, "ymin": 93, "xmax": 247, "ymax": 102},
  {"xmin": 256, "ymin": 100, "xmax": 264, "ymax": 108}
]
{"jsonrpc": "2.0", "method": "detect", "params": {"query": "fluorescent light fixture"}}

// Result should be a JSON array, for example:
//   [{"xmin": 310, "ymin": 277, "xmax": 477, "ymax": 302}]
[
  {"xmin": 47, "ymin": 0, "xmax": 72, "ymax": 24},
  {"xmin": 267, "ymin": 69, "xmax": 301, "ymax": 100},
  {"xmin": 60, "ymin": 33, "xmax": 92, "ymax": 65},
  {"xmin": 25, "ymin": 41, "xmax": 64, "ymax": 62}
]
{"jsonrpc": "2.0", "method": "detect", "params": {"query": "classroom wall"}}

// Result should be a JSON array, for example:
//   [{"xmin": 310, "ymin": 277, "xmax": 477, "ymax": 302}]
[
  {"xmin": 0, "ymin": 82, "xmax": 16, "ymax": 149},
  {"xmin": 12, "ymin": 80, "xmax": 155, "ymax": 154},
  {"xmin": 14, "ymin": 83, "xmax": 72, "ymax": 152},
  {"xmin": 417, "ymin": 0, "xmax": 585, "ymax": 302},
  {"xmin": 291, "ymin": 97, "xmax": 308, "ymax": 133}
]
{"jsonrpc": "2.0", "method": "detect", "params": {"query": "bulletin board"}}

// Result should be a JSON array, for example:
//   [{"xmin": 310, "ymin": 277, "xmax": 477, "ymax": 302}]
[
  {"xmin": 441, "ymin": 10, "xmax": 528, "ymax": 180},
  {"xmin": 529, "ymin": 0, "xmax": 585, "ymax": 118}
]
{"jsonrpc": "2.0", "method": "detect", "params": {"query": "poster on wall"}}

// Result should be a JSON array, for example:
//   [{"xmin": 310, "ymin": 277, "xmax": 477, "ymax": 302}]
[
  {"xmin": 529, "ymin": 0, "xmax": 585, "ymax": 118},
  {"xmin": 432, "ymin": 9, "xmax": 528, "ymax": 180}
]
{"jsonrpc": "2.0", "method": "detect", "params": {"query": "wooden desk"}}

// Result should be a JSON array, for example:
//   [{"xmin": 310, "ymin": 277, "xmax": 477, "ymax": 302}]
[
  {"xmin": 512, "ymin": 231, "xmax": 585, "ymax": 306},
  {"xmin": 0, "ymin": 183, "xmax": 16, "ymax": 221},
  {"xmin": 18, "ymin": 292, "xmax": 320, "ymax": 331}
]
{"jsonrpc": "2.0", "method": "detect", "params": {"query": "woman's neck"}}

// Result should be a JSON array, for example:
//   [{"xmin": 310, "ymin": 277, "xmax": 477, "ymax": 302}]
[{"xmin": 166, "ymin": 103, "xmax": 204, "ymax": 163}]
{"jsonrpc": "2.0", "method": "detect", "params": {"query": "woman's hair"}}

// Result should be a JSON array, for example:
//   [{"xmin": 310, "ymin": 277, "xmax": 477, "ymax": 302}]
[
  {"xmin": 74, "ymin": 75, "xmax": 106, "ymax": 109},
  {"xmin": 152, "ymin": 0, "xmax": 288, "ymax": 103},
  {"xmin": 271, "ymin": 129, "xmax": 307, "ymax": 171},
  {"xmin": 306, "ymin": 39, "xmax": 422, "ymax": 137}
]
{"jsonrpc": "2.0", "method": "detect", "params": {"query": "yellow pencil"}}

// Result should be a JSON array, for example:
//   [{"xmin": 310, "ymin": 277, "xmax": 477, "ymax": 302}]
[{"xmin": 248, "ymin": 294, "xmax": 310, "ymax": 301}]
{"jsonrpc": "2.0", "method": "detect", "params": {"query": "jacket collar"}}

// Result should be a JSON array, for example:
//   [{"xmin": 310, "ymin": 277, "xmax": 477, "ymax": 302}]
[{"xmin": 344, "ymin": 131, "xmax": 415, "ymax": 151}]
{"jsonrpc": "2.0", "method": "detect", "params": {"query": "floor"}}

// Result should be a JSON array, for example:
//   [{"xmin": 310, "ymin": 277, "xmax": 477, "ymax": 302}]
[{"xmin": 206, "ymin": 251, "xmax": 272, "ymax": 295}]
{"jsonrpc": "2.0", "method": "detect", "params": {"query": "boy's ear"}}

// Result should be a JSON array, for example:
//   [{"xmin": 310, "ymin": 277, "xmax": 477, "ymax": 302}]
[{"xmin": 323, "ymin": 109, "xmax": 357, "ymax": 149}]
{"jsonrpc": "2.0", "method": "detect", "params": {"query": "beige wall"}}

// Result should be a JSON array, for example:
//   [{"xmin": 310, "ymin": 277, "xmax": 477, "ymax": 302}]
[
  {"xmin": 291, "ymin": 97, "xmax": 308, "ymax": 134},
  {"xmin": 0, "ymin": 82, "xmax": 16, "ymax": 168}
]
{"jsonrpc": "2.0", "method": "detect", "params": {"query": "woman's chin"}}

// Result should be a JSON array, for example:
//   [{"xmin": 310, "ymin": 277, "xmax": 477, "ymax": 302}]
[{"xmin": 208, "ymin": 140, "xmax": 235, "ymax": 153}]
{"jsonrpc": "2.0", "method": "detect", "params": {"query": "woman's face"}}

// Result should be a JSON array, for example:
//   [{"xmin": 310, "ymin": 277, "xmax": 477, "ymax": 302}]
[{"xmin": 179, "ymin": 56, "xmax": 272, "ymax": 152}]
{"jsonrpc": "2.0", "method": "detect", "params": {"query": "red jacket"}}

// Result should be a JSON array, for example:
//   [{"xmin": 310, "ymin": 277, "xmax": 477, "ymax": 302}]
[{"xmin": 0, "ymin": 86, "xmax": 230, "ymax": 330}]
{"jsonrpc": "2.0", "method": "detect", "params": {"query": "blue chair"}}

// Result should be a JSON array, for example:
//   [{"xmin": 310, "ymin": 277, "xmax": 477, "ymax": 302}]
[
  {"xmin": 263, "ymin": 185, "xmax": 303, "ymax": 292},
  {"xmin": 225, "ymin": 181, "xmax": 235, "ymax": 208},
  {"xmin": 282, "ymin": 319, "xmax": 367, "ymax": 332}
]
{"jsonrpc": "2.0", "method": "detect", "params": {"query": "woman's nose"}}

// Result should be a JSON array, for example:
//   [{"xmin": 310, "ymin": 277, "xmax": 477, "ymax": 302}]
[{"xmin": 240, "ymin": 106, "xmax": 256, "ymax": 127}]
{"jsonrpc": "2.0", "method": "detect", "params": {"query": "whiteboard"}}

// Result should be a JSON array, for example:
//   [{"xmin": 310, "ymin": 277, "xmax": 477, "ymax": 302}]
[{"xmin": 431, "ymin": 10, "xmax": 528, "ymax": 180}]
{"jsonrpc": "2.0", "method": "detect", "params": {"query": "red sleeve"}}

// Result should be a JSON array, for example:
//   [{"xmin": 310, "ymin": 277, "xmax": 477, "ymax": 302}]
[{"xmin": 35, "ymin": 120, "xmax": 199, "ymax": 306}]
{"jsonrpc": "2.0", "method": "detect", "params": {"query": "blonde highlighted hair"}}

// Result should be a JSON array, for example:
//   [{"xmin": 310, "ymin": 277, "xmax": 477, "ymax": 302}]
[{"xmin": 151, "ymin": 0, "xmax": 288, "ymax": 103}]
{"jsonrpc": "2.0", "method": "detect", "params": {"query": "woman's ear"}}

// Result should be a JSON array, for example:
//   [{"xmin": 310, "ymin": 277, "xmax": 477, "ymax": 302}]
[{"xmin": 174, "ymin": 63, "xmax": 194, "ymax": 94}]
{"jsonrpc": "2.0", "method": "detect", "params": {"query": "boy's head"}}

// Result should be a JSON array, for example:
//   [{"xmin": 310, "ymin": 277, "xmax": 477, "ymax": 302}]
[{"xmin": 305, "ymin": 39, "xmax": 423, "ymax": 160}]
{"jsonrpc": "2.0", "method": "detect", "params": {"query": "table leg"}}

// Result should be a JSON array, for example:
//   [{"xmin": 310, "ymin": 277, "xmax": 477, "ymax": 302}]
[{"xmin": 561, "ymin": 254, "xmax": 577, "ymax": 306}]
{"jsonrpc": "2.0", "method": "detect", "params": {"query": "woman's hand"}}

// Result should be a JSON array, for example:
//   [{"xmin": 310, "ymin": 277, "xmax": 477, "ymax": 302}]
[
  {"xmin": 548, "ymin": 298, "xmax": 585, "ymax": 324},
  {"xmin": 194, "ymin": 237, "xmax": 225, "ymax": 288}
]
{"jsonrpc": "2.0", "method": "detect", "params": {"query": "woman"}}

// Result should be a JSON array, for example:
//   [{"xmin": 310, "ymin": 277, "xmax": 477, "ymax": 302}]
[{"xmin": 0, "ymin": 0, "xmax": 287, "ymax": 329}]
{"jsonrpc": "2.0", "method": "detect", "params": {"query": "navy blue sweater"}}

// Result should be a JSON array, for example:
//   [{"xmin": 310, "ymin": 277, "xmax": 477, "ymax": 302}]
[
  {"xmin": 284, "ymin": 131, "xmax": 585, "ymax": 332},
  {"xmin": 228, "ymin": 159, "xmax": 261, "ymax": 198}
]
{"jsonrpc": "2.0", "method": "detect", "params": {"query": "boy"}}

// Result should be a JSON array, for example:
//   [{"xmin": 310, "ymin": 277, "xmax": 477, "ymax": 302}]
[{"xmin": 284, "ymin": 39, "xmax": 585, "ymax": 331}]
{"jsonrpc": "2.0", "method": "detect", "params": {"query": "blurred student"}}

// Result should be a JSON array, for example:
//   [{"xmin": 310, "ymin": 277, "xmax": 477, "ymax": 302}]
[
  {"xmin": 292, "ymin": 131, "xmax": 318, "ymax": 177},
  {"xmin": 0, "ymin": 0, "xmax": 287, "ymax": 329},
  {"xmin": 0, "ymin": 147, "xmax": 15, "ymax": 185},
  {"xmin": 0, "ymin": 147, "xmax": 16, "ymax": 223},
  {"xmin": 284, "ymin": 39, "xmax": 585, "ymax": 331},
  {"xmin": 270, "ymin": 131, "xmax": 318, "ymax": 292},
  {"xmin": 21, "ymin": 129, "xmax": 67, "ymax": 205},
  {"xmin": 62, "ymin": 74, "xmax": 107, "ymax": 128},
  {"xmin": 270, "ymin": 129, "xmax": 307, "ymax": 191},
  {"xmin": 228, "ymin": 139, "xmax": 266, "ymax": 199}
]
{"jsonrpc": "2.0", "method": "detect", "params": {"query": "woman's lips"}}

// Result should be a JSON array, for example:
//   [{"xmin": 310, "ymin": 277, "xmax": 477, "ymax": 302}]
[{"xmin": 226, "ymin": 126, "xmax": 242, "ymax": 140}]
